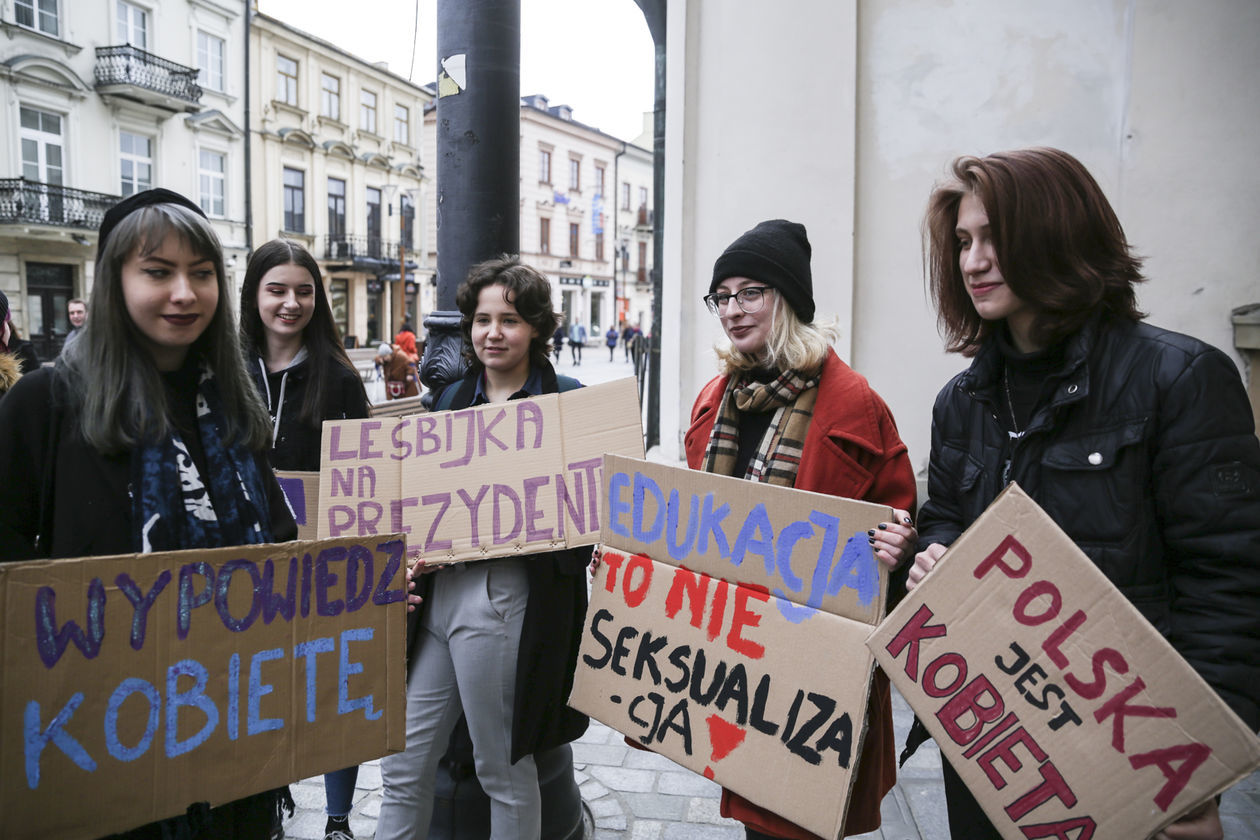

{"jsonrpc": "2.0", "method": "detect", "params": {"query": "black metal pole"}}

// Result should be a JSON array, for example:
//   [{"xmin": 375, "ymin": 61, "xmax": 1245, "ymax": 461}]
[
  {"xmin": 636, "ymin": 0, "xmax": 665, "ymax": 450},
  {"xmin": 420, "ymin": 0, "xmax": 521, "ymax": 406}
]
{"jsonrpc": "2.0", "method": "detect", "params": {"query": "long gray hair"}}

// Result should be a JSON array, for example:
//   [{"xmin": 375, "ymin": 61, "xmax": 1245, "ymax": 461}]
[{"xmin": 61, "ymin": 203, "xmax": 270, "ymax": 453}]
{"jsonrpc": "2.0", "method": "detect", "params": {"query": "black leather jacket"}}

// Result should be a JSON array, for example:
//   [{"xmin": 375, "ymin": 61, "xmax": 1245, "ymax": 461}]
[{"xmin": 917, "ymin": 316, "xmax": 1260, "ymax": 729}]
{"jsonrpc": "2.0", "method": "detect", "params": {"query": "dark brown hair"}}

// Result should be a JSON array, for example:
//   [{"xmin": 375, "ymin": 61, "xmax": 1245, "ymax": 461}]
[
  {"xmin": 925, "ymin": 147, "xmax": 1145, "ymax": 355},
  {"xmin": 239, "ymin": 239, "xmax": 365, "ymax": 425},
  {"xmin": 456, "ymin": 255, "xmax": 560, "ymax": 374}
]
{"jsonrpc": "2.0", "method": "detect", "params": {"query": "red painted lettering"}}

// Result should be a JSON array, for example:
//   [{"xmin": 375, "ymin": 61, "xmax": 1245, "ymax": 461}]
[
  {"xmin": 922, "ymin": 652, "xmax": 968, "ymax": 699},
  {"xmin": 623, "ymin": 553, "xmax": 653, "ymax": 608},
  {"xmin": 977, "ymin": 726, "xmax": 1047, "ymax": 789},
  {"xmin": 665, "ymin": 566, "xmax": 708, "ymax": 628},
  {"xmin": 884, "ymin": 604, "xmax": 947, "ymax": 682},
  {"xmin": 1013, "ymin": 580, "xmax": 1061, "ymax": 625},
  {"xmin": 1042, "ymin": 609, "xmax": 1087, "ymax": 669},
  {"xmin": 1094, "ymin": 677, "xmax": 1176, "ymax": 753},
  {"xmin": 974, "ymin": 533, "xmax": 1033, "ymax": 579},
  {"xmin": 1062, "ymin": 646, "xmax": 1128, "ymax": 700},
  {"xmin": 937, "ymin": 674, "xmax": 1005, "ymax": 746},
  {"xmin": 1003, "ymin": 759, "xmax": 1077, "ymax": 821},
  {"xmin": 727, "ymin": 583, "xmax": 768, "ymax": 660},
  {"xmin": 1129, "ymin": 742, "xmax": 1212, "ymax": 811}
]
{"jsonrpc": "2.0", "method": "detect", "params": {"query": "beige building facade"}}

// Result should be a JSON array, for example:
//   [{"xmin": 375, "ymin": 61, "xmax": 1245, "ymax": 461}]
[
  {"xmin": 1, "ymin": 0, "xmax": 246, "ymax": 361},
  {"xmin": 423, "ymin": 95, "xmax": 654, "ymax": 341},
  {"xmin": 250, "ymin": 12, "xmax": 432, "ymax": 350},
  {"xmin": 658, "ymin": 0, "xmax": 1260, "ymax": 473}
]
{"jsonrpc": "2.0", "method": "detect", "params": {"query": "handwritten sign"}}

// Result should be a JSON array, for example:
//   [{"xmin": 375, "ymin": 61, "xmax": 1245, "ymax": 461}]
[
  {"xmin": 569, "ymin": 455, "xmax": 891, "ymax": 839},
  {"xmin": 317, "ymin": 378, "xmax": 644, "ymax": 564},
  {"xmin": 0, "ymin": 536, "xmax": 408, "ymax": 840},
  {"xmin": 276, "ymin": 470, "xmax": 319, "ymax": 541},
  {"xmin": 868, "ymin": 484, "xmax": 1260, "ymax": 840}
]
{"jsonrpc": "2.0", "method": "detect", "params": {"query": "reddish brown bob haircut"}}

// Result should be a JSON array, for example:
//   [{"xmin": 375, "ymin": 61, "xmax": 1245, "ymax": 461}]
[{"xmin": 925, "ymin": 147, "xmax": 1145, "ymax": 355}]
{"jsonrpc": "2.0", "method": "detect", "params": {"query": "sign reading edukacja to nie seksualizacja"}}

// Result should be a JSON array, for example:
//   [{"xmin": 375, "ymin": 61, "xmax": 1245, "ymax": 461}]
[
  {"xmin": 868, "ymin": 483, "xmax": 1260, "ymax": 840},
  {"xmin": 569, "ymin": 455, "xmax": 893, "ymax": 840},
  {"xmin": 0, "ymin": 535, "xmax": 408, "ymax": 840}
]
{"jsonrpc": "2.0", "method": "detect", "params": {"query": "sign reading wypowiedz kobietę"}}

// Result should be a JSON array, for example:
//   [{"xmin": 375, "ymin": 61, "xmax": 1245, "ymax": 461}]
[
  {"xmin": 0, "ymin": 535, "xmax": 408, "ymax": 840},
  {"xmin": 316, "ymin": 378, "xmax": 644, "ymax": 564},
  {"xmin": 868, "ymin": 484, "xmax": 1260, "ymax": 840},
  {"xmin": 570, "ymin": 455, "xmax": 892, "ymax": 839}
]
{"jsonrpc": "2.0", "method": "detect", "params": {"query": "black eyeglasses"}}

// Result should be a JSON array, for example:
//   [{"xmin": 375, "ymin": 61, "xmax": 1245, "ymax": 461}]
[{"xmin": 703, "ymin": 286, "xmax": 774, "ymax": 316}]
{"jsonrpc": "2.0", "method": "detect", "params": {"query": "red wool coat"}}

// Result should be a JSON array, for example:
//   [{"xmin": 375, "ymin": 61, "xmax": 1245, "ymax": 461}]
[{"xmin": 684, "ymin": 349, "xmax": 916, "ymax": 840}]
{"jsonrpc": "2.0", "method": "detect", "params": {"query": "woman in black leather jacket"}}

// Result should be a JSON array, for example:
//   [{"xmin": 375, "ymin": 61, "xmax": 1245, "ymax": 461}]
[{"xmin": 908, "ymin": 148, "xmax": 1260, "ymax": 840}]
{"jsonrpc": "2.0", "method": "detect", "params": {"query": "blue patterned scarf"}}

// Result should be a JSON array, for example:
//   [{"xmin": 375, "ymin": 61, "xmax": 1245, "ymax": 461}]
[{"xmin": 131, "ymin": 364, "xmax": 271, "ymax": 553}]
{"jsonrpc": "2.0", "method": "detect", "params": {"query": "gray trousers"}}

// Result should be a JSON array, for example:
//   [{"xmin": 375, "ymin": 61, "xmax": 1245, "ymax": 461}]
[{"xmin": 376, "ymin": 560, "xmax": 540, "ymax": 840}]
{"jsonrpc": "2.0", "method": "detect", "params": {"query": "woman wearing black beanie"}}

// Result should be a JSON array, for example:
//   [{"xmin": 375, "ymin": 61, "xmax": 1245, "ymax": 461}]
[{"xmin": 686, "ymin": 219, "xmax": 917, "ymax": 840}]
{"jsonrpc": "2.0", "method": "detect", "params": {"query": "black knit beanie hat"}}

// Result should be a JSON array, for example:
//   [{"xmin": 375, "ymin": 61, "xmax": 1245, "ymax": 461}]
[
  {"xmin": 97, "ymin": 187, "xmax": 207, "ymax": 261},
  {"xmin": 710, "ymin": 219, "xmax": 814, "ymax": 324}
]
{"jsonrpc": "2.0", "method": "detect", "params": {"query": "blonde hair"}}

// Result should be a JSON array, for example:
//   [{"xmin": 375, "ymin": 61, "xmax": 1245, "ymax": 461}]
[{"xmin": 715, "ymin": 294, "xmax": 838, "ymax": 376}]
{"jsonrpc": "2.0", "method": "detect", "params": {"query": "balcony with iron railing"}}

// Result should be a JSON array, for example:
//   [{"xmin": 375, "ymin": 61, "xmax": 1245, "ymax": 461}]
[
  {"xmin": 321, "ymin": 235, "xmax": 420, "ymax": 270},
  {"xmin": 0, "ymin": 178, "xmax": 119, "ymax": 230},
  {"xmin": 95, "ymin": 45, "xmax": 202, "ymax": 113}
]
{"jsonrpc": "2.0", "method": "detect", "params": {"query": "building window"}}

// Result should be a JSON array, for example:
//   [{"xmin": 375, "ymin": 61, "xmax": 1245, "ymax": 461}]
[
  {"xmin": 638, "ymin": 186, "xmax": 648, "ymax": 209},
  {"xmin": 366, "ymin": 187, "xmax": 381, "ymax": 252},
  {"xmin": 569, "ymin": 158, "xmax": 581, "ymax": 192},
  {"xmin": 276, "ymin": 55, "xmax": 298, "ymax": 105},
  {"xmin": 116, "ymin": 1, "xmax": 147, "ymax": 48},
  {"xmin": 539, "ymin": 149, "xmax": 551, "ymax": 184},
  {"xmin": 639, "ymin": 241, "xmax": 648, "ymax": 270},
  {"xmin": 394, "ymin": 104, "xmax": 409, "ymax": 144},
  {"xmin": 119, "ymin": 131, "xmax": 152, "ymax": 198},
  {"xmin": 283, "ymin": 167, "xmax": 305, "ymax": 232},
  {"xmin": 20, "ymin": 106, "xmax": 64, "ymax": 199},
  {"xmin": 320, "ymin": 73, "xmax": 340, "ymax": 120},
  {"xmin": 620, "ymin": 181, "xmax": 630, "ymax": 210},
  {"xmin": 360, "ymin": 90, "xmax": 377, "ymax": 133},
  {"xmin": 198, "ymin": 149, "xmax": 225, "ymax": 217},
  {"xmin": 595, "ymin": 233, "xmax": 604, "ymax": 262},
  {"xmin": 328, "ymin": 177, "xmax": 346, "ymax": 238},
  {"xmin": 569, "ymin": 223, "xmax": 580, "ymax": 258},
  {"xmin": 15, "ymin": 0, "xmax": 59, "ymax": 37},
  {"xmin": 595, "ymin": 164, "xmax": 605, "ymax": 196},
  {"xmin": 539, "ymin": 218, "xmax": 550, "ymax": 254},
  {"xmin": 401, "ymin": 193, "xmax": 415, "ymax": 248}
]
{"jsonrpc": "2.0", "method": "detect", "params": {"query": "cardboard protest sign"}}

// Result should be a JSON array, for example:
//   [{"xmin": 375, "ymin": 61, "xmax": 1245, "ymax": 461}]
[
  {"xmin": 276, "ymin": 470, "xmax": 320, "ymax": 541},
  {"xmin": 317, "ymin": 377, "xmax": 644, "ymax": 565},
  {"xmin": 569, "ymin": 455, "xmax": 891, "ymax": 839},
  {"xmin": 0, "ymin": 535, "xmax": 408, "ymax": 840},
  {"xmin": 868, "ymin": 483, "xmax": 1260, "ymax": 840}
]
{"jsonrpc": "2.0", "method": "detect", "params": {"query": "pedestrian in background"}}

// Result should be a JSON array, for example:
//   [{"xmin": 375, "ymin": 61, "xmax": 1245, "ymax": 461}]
[
  {"xmin": 0, "ymin": 188, "xmax": 298, "ymax": 838},
  {"xmin": 687, "ymin": 219, "xmax": 916, "ymax": 839},
  {"xmin": 620, "ymin": 321, "xmax": 635, "ymax": 361},
  {"xmin": 568, "ymin": 319, "xmax": 586, "ymax": 365},
  {"xmin": 605, "ymin": 323, "xmax": 618, "ymax": 361},
  {"xmin": 63, "ymin": 297, "xmax": 87, "ymax": 353},
  {"xmin": 910, "ymin": 147, "xmax": 1260, "ymax": 840},
  {"xmin": 552, "ymin": 320, "xmax": 566, "ymax": 364},
  {"xmin": 377, "ymin": 256, "xmax": 589, "ymax": 840},
  {"xmin": 376, "ymin": 330, "xmax": 419, "ymax": 399}
]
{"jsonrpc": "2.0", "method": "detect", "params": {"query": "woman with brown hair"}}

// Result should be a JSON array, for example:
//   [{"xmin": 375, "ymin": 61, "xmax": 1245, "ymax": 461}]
[{"xmin": 910, "ymin": 147, "xmax": 1260, "ymax": 839}]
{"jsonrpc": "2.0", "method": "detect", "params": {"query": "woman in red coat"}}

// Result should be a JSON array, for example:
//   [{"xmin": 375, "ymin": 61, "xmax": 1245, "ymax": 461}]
[{"xmin": 685, "ymin": 219, "xmax": 917, "ymax": 839}]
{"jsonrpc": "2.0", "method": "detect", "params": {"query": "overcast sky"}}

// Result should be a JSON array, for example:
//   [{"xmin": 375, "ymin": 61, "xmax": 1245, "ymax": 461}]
[{"xmin": 256, "ymin": 0, "xmax": 656, "ymax": 143}]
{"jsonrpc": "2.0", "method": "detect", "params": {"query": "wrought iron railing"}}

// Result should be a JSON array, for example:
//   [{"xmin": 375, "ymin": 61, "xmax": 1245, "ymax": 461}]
[
  {"xmin": 0, "ymin": 179, "xmax": 119, "ymax": 229},
  {"xmin": 322, "ymin": 235, "xmax": 416, "ymax": 263},
  {"xmin": 95, "ymin": 44, "xmax": 202, "ymax": 104}
]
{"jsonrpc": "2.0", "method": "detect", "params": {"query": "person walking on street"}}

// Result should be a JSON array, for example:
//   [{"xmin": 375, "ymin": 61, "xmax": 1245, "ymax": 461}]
[
  {"xmin": 605, "ymin": 324, "xmax": 618, "ymax": 361},
  {"xmin": 621, "ymin": 321, "xmax": 636, "ymax": 361},
  {"xmin": 568, "ymin": 320, "xmax": 586, "ymax": 365},
  {"xmin": 63, "ymin": 297, "xmax": 87, "ymax": 353},
  {"xmin": 553, "ymin": 322, "xmax": 566, "ymax": 364}
]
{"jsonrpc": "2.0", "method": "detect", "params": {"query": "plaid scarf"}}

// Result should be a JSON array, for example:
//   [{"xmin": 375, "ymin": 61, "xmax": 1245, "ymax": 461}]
[{"xmin": 701, "ymin": 368, "xmax": 820, "ymax": 487}]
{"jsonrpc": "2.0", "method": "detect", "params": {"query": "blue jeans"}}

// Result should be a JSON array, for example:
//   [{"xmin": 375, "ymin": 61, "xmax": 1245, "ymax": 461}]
[{"xmin": 324, "ymin": 765, "xmax": 360, "ymax": 818}]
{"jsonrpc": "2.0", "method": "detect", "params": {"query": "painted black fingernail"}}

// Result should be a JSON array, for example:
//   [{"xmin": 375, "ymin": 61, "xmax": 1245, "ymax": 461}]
[
  {"xmin": 868, "ymin": 538, "xmax": 875, "ymax": 545},
  {"xmin": 877, "ymin": 523, "xmax": 888, "ymax": 530},
  {"xmin": 867, "ymin": 529, "xmax": 875, "ymax": 537},
  {"xmin": 904, "ymin": 516, "xmax": 913, "ymax": 525}
]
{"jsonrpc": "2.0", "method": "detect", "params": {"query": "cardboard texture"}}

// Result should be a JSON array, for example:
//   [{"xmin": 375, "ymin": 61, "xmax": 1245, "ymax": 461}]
[
  {"xmin": 570, "ymin": 455, "xmax": 892, "ymax": 839},
  {"xmin": 276, "ymin": 470, "xmax": 320, "ymax": 541},
  {"xmin": 0, "ymin": 535, "xmax": 408, "ymax": 840},
  {"xmin": 317, "ymin": 378, "xmax": 644, "ymax": 565},
  {"xmin": 868, "ymin": 483, "xmax": 1260, "ymax": 840}
]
